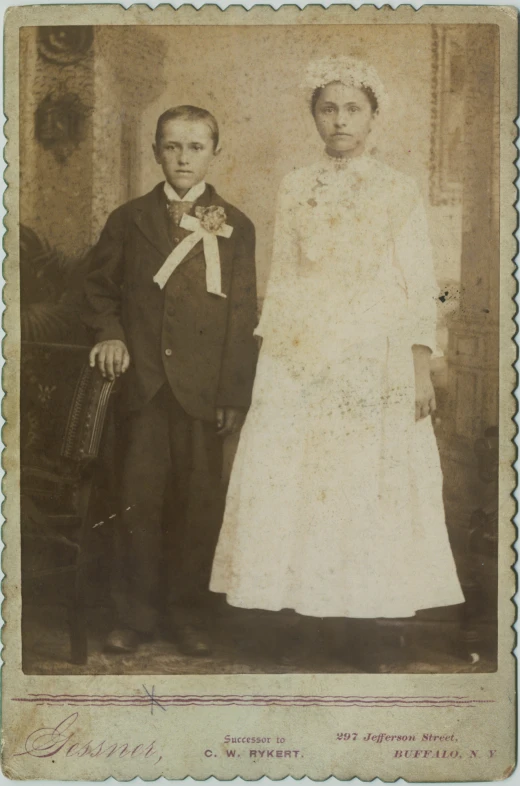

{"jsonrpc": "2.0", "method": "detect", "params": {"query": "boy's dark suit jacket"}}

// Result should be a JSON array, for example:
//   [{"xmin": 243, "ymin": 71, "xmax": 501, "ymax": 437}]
[{"xmin": 82, "ymin": 182, "xmax": 258, "ymax": 421}]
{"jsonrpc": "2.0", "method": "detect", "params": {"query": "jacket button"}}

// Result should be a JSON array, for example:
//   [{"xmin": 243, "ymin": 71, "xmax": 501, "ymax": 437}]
[
  {"xmin": 164, "ymin": 349, "xmax": 172, "ymax": 357},
  {"xmin": 173, "ymin": 237, "xmax": 180, "ymax": 245}
]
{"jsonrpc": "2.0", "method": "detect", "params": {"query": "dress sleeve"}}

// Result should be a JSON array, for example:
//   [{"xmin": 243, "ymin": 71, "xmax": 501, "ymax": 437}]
[
  {"xmin": 392, "ymin": 187, "xmax": 440, "ymax": 355},
  {"xmin": 254, "ymin": 175, "xmax": 299, "ymax": 341}
]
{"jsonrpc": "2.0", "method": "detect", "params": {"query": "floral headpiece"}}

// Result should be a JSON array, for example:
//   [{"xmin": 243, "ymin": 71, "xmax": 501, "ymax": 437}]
[{"xmin": 301, "ymin": 56, "xmax": 387, "ymax": 114}]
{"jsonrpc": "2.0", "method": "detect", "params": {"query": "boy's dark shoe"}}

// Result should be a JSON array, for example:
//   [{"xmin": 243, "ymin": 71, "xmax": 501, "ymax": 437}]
[
  {"xmin": 176, "ymin": 624, "xmax": 213, "ymax": 657},
  {"xmin": 104, "ymin": 627, "xmax": 149, "ymax": 654}
]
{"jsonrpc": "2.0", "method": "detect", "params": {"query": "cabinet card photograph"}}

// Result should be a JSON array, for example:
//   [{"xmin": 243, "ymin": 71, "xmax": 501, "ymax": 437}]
[{"xmin": 1, "ymin": 3, "xmax": 517, "ymax": 781}]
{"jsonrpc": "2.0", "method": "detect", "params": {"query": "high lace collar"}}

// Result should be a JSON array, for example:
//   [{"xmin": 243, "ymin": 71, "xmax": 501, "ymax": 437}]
[
  {"xmin": 321, "ymin": 148, "xmax": 371, "ymax": 170},
  {"xmin": 312, "ymin": 149, "xmax": 373, "ymax": 189}
]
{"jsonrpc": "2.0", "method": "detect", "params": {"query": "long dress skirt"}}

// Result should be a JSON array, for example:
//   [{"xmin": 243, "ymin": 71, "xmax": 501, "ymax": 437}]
[{"xmin": 210, "ymin": 330, "xmax": 465, "ymax": 619}]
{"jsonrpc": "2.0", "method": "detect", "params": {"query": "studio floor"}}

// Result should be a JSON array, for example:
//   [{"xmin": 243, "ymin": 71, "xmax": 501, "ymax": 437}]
[
  {"xmin": 21, "ymin": 429, "xmax": 497, "ymax": 677},
  {"xmin": 22, "ymin": 602, "xmax": 496, "ymax": 676}
]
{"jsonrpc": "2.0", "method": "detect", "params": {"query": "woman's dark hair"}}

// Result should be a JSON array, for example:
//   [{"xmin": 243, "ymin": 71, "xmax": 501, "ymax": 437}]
[
  {"xmin": 310, "ymin": 83, "xmax": 379, "ymax": 116},
  {"xmin": 155, "ymin": 105, "xmax": 219, "ymax": 149}
]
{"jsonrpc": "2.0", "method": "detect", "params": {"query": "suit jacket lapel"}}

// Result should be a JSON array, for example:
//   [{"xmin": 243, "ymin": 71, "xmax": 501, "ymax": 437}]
[
  {"xmin": 132, "ymin": 183, "xmax": 172, "ymax": 259},
  {"xmin": 131, "ymin": 183, "xmax": 234, "ymax": 277}
]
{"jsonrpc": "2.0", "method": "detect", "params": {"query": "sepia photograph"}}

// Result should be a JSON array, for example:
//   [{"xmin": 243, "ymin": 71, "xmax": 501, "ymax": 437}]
[
  {"xmin": 18, "ymin": 20, "xmax": 501, "ymax": 677},
  {"xmin": 2, "ymin": 5, "xmax": 517, "ymax": 781}
]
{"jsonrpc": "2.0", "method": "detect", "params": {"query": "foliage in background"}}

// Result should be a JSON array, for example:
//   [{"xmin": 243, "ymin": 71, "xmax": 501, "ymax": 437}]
[{"xmin": 20, "ymin": 224, "xmax": 91, "ymax": 344}]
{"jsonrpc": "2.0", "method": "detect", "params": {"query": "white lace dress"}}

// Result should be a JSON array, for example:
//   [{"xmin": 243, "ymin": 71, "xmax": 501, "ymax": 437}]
[{"xmin": 210, "ymin": 153, "xmax": 464, "ymax": 618}]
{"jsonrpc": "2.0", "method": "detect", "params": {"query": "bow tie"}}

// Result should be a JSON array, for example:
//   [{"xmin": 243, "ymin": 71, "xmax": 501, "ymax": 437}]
[{"xmin": 167, "ymin": 200, "xmax": 194, "ymax": 226}]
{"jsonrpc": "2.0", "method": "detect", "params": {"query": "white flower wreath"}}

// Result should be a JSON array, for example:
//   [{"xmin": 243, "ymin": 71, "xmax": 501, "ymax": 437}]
[{"xmin": 301, "ymin": 56, "xmax": 387, "ymax": 115}]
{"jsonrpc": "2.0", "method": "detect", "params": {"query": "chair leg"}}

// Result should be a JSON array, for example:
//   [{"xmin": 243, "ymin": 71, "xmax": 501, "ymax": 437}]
[
  {"xmin": 69, "ymin": 477, "xmax": 95, "ymax": 666},
  {"xmin": 69, "ymin": 565, "xmax": 88, "ymax": 665}
]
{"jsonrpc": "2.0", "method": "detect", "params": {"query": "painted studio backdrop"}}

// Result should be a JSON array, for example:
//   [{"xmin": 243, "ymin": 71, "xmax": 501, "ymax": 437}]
[{"xmin": 19, "ymin": 24, "xmax": 499, "ymax": 674}]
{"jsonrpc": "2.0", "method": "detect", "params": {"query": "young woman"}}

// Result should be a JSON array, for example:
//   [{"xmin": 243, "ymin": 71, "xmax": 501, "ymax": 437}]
[{"xmin": 210, "ymin": 57, "xmax": 464, "ymax": 667}]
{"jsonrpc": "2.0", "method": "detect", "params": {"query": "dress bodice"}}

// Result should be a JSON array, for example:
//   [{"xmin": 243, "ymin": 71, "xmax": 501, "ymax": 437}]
[
  {"xmin": 287, "ymin": 154, "xmax": 412, "ymax": 290},
  {"xmin": 256, "ymin": 153, "xmax": 439, "ymax": 362}
]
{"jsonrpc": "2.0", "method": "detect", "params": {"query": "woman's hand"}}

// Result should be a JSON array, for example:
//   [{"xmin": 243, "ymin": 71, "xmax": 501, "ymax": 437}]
[
  {"xmin": 412, "ymin": 344, "xmax": 436, "ymax": 421},
  {"xmin": 415, "ymin": 372, "xmax": 436, "ymax": 421},
  {"xmin": 89, "ymin": 339, "xmax": 130, "ymax": 381}
]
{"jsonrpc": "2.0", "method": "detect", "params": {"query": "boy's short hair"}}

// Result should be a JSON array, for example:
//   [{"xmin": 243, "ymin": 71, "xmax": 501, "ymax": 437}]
[{"xmin": 155, "ymin": 105, "xmax": 220, "ymax": 149}]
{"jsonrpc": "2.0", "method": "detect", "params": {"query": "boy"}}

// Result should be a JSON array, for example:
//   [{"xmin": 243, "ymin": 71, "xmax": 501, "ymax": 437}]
[{"xmin": 82, "ymin": 106, "xmax": 257, "ymax": 656}]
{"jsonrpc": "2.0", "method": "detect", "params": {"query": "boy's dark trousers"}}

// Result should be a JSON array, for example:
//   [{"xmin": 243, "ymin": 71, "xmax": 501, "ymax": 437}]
[
  {"xmin": 112, "ymin": 384, "xmax": 224, "ymax": 635},
  {"xmin": 81, "ymin": 182, "xmax": 258, "ymax": 638}
]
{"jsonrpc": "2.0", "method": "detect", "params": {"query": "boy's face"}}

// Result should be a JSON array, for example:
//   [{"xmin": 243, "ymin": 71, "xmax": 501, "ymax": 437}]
[{"xmin": 153, "ymin": 119, "xmax": 217, "ymax": 196}]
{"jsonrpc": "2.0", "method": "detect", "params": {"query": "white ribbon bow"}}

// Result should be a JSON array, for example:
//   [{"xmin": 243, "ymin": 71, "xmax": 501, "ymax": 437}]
[{"xmin": 153, "ymin": 214, "xmax": 233, "ymax": 297}]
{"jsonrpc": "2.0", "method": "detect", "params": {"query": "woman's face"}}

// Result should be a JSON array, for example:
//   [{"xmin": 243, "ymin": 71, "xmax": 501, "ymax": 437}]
[{"xmin": 313, "ymin": 82, "xmax": 375, "ymax": 158}]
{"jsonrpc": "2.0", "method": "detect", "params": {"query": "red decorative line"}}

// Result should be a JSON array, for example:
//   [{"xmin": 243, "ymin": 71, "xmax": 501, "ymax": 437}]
[
  {"xmin": 12, "ymin": 693, "xmax": 494, "ymax": 708},
  {"xmin": 23, "ymin": 693, "xmax": 473, "ymax": 699}
]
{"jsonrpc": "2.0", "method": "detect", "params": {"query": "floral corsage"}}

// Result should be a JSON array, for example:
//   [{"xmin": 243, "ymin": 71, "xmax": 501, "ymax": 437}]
[{"xmin": 195, "ymin": 205, "xmax": 228, "ymax": 234}]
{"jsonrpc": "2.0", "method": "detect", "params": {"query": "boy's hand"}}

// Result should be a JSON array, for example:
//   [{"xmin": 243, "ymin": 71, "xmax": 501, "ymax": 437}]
[
  {"xmin": 216, "ymin": 407, "xmax": 245, "ymax": 437},
  {"xmin": 89, "ymin": 340, "xmax": 130, "ymax": 381},
  {"xmin": 412, "ymin": 344, "xmax": 436, "ymax": 421}
]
